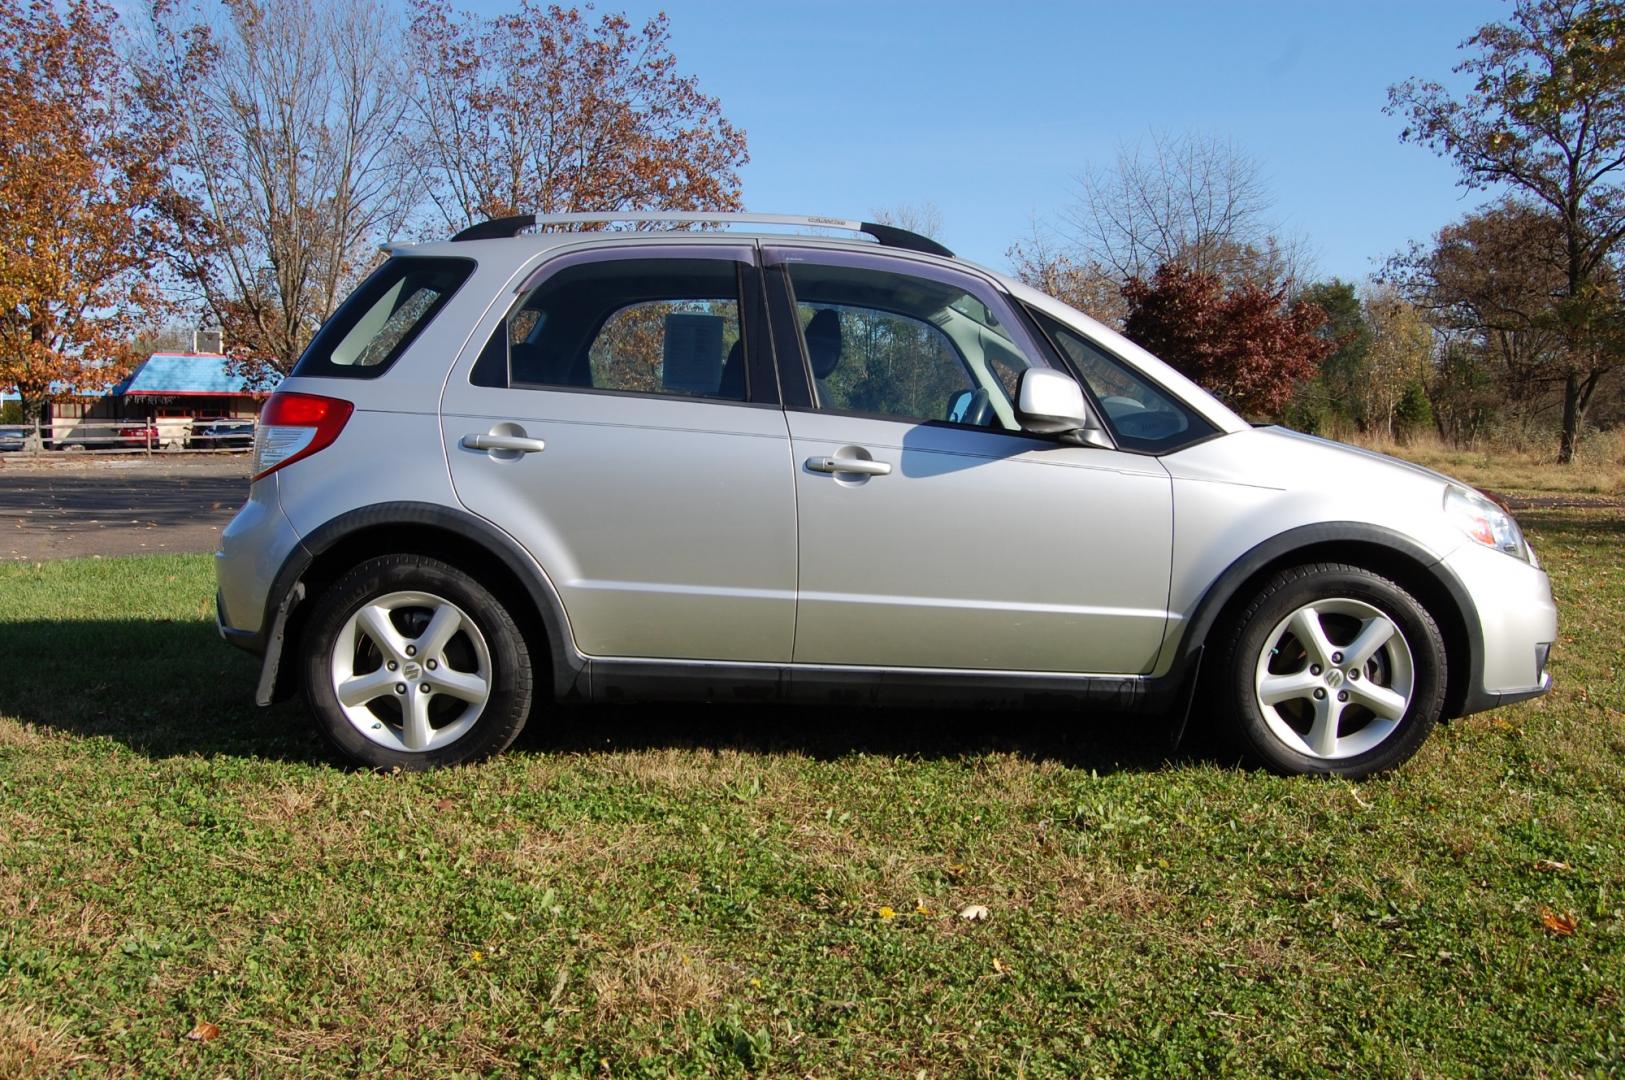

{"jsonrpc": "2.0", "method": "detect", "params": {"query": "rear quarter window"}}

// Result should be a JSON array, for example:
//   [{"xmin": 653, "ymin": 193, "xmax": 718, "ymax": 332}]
[{"xmin": 292, "ymin": 257, "xmax": 475, "ymax": 379}]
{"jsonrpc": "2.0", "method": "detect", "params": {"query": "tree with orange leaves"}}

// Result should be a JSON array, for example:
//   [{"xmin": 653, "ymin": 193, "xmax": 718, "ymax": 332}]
[
  {"xmin": 404, "ymin": 1, "xmax": 749, "ymax": 231},
  {"xmin": 0, "ymin": 0, "xmax": 176, "ymax": 444}
]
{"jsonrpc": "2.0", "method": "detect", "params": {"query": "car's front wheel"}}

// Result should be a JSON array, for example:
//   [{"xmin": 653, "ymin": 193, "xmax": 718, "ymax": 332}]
[
  {"xmin": 301, "ymin": 554, "xmax": 533, "ymax": 769},
  {"xmin": 1216, "ymin": 563, "xmax": 1447, "ymax": 778}
]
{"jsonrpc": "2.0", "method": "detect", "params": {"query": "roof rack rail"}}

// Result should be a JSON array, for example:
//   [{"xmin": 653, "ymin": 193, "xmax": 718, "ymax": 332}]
[{"xmin": 448, "ymin": 211, "xmax": 954, "ymax": 258}]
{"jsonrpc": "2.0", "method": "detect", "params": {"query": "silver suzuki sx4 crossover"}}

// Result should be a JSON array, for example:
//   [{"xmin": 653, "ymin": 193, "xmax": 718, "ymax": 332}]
[{"xmin": 215, "ymin": 213, "xmax": 1556, "ymax": 776}]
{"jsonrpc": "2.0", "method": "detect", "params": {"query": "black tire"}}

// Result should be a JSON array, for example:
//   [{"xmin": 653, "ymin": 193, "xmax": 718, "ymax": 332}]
[
  {"xmin": 1212, "ymin": 562, "xmax": 1447, "ymax": 778},
  {"xmin": 300, "ymin": 554, "xmax": 534, "ymax": 769}
]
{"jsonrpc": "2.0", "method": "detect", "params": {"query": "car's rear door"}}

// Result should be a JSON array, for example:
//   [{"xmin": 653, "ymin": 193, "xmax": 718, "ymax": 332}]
[
  {"xmin": 764, "ymin": 245, "xmax": 1174, "ymax": 674},
  {"xmin": 440, "ymin": 243, "xmax": 797, "ymax": 662}
]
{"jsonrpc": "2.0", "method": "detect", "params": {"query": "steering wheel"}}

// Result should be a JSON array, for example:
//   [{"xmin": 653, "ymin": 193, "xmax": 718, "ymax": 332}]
[{"xmin": 950, "ymin": 388, "xmax": 993, "ymax": 427}]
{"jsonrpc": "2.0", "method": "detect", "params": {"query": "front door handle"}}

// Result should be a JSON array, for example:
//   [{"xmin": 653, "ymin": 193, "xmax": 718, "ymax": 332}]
[
  {"xmin": 461, "ymin": 433, "xmax": 547, "ymax": 454},
  {"xmin": 805, "ymin": 455, "xmax": 891, "ymax": 477}
]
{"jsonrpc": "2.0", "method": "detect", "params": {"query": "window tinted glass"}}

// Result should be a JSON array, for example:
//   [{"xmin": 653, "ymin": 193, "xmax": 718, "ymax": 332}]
[
  {"xmin": 1032, "ymin": 310, "xmax": 1215, "ymax": 452},
  {"xmin": 293, "ymin": 258, "xmax": 473, "ymax": 379},
  {"xmin": 486, "ymin": 258, "xmax": 746, "ymax": 401},
  {"xmin": 784, "ymin": 261, "xmax": 1033, "ymax": 431}
]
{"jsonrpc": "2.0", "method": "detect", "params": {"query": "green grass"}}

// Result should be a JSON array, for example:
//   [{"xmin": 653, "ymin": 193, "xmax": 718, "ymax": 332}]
[{"xmin": 2, "ymin": 506, "xmax": 1622, "ymax": 1075}]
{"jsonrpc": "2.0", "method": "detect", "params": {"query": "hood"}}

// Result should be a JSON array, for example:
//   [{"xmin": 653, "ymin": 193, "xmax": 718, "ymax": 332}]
[{"xmin": 1261, "ymin": 426, "xmax": 1470, "ymax": 490}]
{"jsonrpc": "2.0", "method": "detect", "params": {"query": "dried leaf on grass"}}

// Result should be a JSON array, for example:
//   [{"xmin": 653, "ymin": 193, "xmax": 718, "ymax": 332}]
[
  {"xmin": 184, "ymin": 1020, "xmax": 220, "ymax": 1043},
  {"xmin": 1539, "ymin": 908, "xmax": 1577, "ymax": 936}
]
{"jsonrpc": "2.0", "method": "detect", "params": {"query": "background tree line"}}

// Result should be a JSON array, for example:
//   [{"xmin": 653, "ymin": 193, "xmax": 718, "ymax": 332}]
[
  {"xmin": 1013, "ymin": 0, "xmax": 1625, "ymax": 465},
  {"xmin": 0, "ymin": 0, "xmax": 746, "ymax": 435},
  {"xmin": 4, "ymin": 0, "xmax": 1624, "ymax": 465}
]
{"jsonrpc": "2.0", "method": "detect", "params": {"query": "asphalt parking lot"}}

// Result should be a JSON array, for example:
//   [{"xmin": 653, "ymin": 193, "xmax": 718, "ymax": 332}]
[{"xmin": 0, "ymin": 455, "xmax": 250, "ymax": 561}]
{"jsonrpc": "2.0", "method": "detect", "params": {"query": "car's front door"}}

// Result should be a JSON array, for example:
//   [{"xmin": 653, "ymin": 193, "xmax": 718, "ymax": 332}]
[
  {"xmin": 765, "ymin": 247, "xmax": 1174, "ymax": 674},
  {"xmin": 441, "ymin": 244, "xmax": 797, "ymax": 662}
]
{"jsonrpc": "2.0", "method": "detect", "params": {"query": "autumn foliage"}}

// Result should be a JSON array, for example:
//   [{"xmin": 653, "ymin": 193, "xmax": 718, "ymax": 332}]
[
  {"xmin": 1122, "ymin": 263, "xmax": 1332, "ymax": 417},
  {"xmin": 1389, "ymin": 0, "xmax": 1625, "ymax": 462},
  {"xmin": 0, "ymin": 0, "xmax": 175, "ymax": 432},
  {"xmin": 405, "ymin": 0, "xmax": 748, "ymax": 228},
  {"xmin": 125, "ymin": 0, "xmax": 751, "ymax": 383}
]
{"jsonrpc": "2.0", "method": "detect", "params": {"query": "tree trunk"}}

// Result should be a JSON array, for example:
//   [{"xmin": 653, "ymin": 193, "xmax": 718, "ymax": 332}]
[
  {"xmin": 1557, "ymin": 370, "xmax": 1582, "ymax": 465},
  {"xmin": 19, "ymin": 395, "xmax": 46, "ymax": 452}
]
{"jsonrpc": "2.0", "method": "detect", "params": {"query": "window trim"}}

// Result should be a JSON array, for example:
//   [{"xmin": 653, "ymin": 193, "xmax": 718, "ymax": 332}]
[{"xmin": 763, "ymin": 246, "xmax": 1058, "ymax": 434}]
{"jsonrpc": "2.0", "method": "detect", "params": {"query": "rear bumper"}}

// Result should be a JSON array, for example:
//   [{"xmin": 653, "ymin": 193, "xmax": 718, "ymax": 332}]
[
  {"xmin": 216, "ymin": 590, "xmax": 265, "ymax": 655},
  {"xmin": 216, "ymin": 476, "xmax": 305, "ymax": 704},
  {"xmin": 215, "ymin": 476, "xmax": 301, "ymax": 638}
]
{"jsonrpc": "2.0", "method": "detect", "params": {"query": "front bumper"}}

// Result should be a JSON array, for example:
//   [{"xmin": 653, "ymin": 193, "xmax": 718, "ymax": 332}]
[{"xmin": 1443, "ymin": 540, "xmax": 1558, "ymax": 715}]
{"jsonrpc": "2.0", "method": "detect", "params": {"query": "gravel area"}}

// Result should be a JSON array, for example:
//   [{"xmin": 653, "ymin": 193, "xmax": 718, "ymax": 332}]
[{"xmin": 0, "ymin": 453, "xmax": 251, "ymax": 561}]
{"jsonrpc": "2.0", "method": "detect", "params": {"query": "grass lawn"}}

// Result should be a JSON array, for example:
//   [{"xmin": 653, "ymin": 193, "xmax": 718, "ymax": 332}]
[{"xmin": 1, "ymin": 473, "xmax": 1621, "ymax": 1076}]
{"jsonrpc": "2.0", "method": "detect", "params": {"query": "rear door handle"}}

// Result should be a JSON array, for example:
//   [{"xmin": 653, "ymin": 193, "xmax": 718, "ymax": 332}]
[
  {"xmin": 461, "ymin": 433, "xmax": 547, "ymax": 454},
  {"xmin": 805, "ymin": 455, "xmax": 891, "ymax": 476}
]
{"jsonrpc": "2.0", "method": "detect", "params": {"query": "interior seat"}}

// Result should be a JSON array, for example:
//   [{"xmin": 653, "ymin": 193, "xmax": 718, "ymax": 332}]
[{"xmin": 718, "ymin": 339, "xmax": 746, "ymax": 399}]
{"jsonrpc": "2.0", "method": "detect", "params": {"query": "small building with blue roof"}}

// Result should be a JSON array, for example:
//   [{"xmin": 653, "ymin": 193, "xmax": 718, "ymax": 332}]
[{"xmin": 48, "ymin": 352, "xmax": 272, "ymax": 447}]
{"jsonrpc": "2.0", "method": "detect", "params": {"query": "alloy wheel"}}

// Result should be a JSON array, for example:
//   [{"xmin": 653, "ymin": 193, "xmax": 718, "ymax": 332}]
[
  {"xmin": 1253, "ymin": 597, "xmax": 1415, "ymax": 760},
  {"xmin": 329, "ymin": 590, "xmax": 492, "ymax": 753}
]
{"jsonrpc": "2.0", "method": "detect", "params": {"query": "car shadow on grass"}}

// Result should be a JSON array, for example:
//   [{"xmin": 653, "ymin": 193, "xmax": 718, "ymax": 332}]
[
  {"xmin": 0, "ymin": 617, "xmax": 324, "ymax": 764},
  {"xmin": 0, "ymin": 617, "xmax": 1192, "ymax": 774},
  {"xmin": 518, "ymin": 704, "xmax": 1185, "ymax": 775}
]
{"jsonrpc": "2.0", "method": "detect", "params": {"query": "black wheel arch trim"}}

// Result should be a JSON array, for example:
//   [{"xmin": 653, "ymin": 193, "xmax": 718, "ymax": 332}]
[
  {"xmin": 1166, "ymin": 521, "xmax": 1489, "ymax": 720},
  {"xmin": 249, "ymin": 501, "xmax": 583, "ymax": 705}
]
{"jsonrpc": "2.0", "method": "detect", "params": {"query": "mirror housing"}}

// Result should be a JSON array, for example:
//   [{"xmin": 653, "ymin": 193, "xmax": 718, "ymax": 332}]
[{"xmin": 1016, "ymin": 369, "xmax": 1113, "ymax": 448}]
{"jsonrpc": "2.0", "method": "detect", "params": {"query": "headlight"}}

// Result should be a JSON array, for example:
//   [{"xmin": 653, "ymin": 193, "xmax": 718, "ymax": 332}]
[{"xmin": 1444, "ymin": 486, "xmax": 1532, "ymax": 563}]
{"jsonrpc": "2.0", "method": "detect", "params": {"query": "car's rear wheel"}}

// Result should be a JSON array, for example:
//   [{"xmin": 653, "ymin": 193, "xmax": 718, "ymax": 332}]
[
  {"xmin": 1216, "ymin": 563, "xmax": 1447, "ymax": 778},
  {"xmin": 301, "ymin": 554, "xmax": 533, "ymax": 769}
]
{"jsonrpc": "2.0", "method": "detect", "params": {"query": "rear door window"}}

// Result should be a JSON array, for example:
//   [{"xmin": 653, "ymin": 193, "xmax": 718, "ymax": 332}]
[{"xmin": 473, "ymin": 256, "xmax": 749, "ymax": 402}]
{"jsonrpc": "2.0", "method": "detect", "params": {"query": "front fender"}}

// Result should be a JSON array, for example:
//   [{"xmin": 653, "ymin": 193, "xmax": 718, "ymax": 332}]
[{"xmin": 1158, "ymin": 521, "xmax": 1486, "ymax": 721}]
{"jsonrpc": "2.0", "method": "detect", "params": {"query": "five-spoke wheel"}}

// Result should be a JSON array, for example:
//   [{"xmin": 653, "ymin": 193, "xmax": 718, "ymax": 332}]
[
  {"xmin": 302, "ymin": 555, "xmax": 533, "ymax": 769},
  {"xmin": 331, "ymin": 591, "xmax": 493, "ymax": 753},
  {"xmin": 1254, "ymin": 598, "xmax": 1415, "ymax": 760},
  {"xmin": 1218, "ymin": 563, "xmax": 1446, "ymax": 777}
]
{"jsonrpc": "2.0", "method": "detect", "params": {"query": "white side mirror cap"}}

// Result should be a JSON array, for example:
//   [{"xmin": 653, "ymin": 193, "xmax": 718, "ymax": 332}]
[{"xmin": 1016, "ymin": 369, "xmax": 1089, "ymax": 436}]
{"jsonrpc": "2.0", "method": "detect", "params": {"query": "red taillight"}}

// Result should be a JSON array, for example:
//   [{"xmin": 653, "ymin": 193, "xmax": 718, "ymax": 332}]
[{"xmin": 251, "ymin": 392, "xmax": 354, "ymax": 480}]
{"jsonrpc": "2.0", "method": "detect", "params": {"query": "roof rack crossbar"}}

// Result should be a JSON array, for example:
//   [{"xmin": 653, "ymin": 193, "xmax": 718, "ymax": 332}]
[{"xmin": 447, "ymin": 211, "xmax": 954, "ymax": 258}]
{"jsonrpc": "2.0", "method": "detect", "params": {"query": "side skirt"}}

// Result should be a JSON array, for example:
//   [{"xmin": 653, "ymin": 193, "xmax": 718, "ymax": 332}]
[{"xmin": 581, "ymin": 657, "xmax": 1179, "ymax": 715}]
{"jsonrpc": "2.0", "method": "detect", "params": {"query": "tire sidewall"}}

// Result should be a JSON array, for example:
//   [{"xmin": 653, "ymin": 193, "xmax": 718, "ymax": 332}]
[
  {"xmin": 302, "ymin": 555, "xmax": 532, "ymax": 769},
  {"xmin": 1224, "ymin": 565, "xmax": 1446, "ymax": 778}
]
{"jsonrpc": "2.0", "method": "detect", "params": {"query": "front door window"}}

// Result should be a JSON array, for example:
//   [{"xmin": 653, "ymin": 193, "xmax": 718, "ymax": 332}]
[{"xmin": 782, "ymin": 260, "xmax": 1038, "ymax": 432}]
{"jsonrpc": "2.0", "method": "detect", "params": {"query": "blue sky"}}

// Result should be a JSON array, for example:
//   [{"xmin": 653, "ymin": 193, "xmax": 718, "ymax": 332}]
[{"xmin": 469, "ymin": 0, "xmax": 1504, "ymax": 283}]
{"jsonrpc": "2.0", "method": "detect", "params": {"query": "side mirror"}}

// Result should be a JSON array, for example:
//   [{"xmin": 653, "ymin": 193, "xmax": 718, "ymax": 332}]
[
  {"xmin": 1016, "ymin": 369, "xmax": 1113, "ymax": 448},
  {"xmin": 1017, "ymin": 369, "xmax": 1085, "ymax": 434}
]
